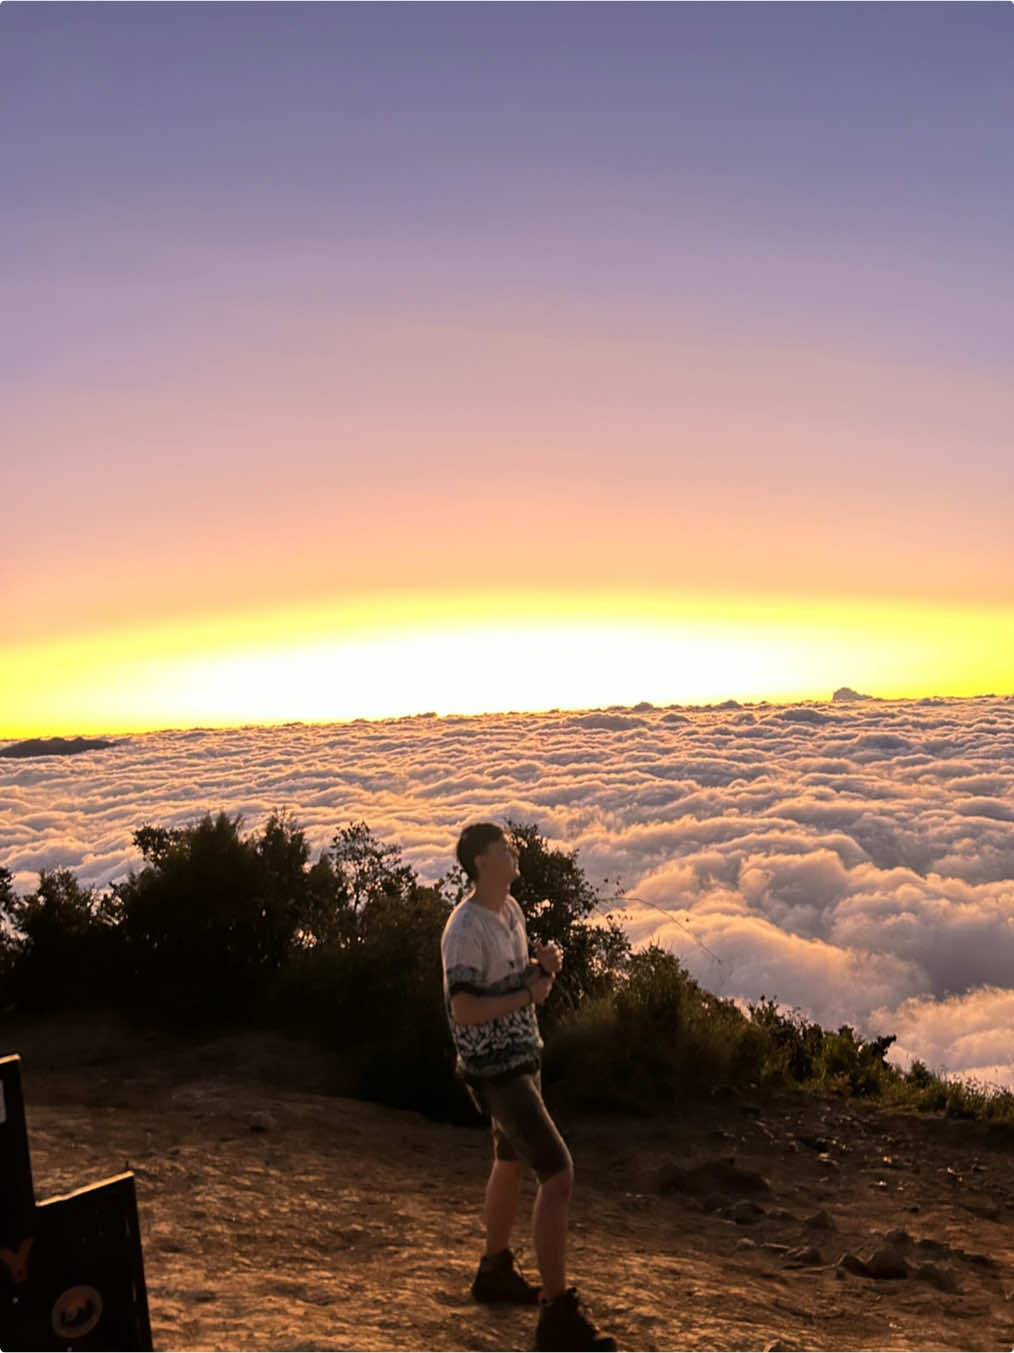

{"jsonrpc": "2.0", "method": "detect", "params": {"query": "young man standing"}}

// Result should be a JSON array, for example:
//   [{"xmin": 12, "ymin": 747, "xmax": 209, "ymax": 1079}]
[{"xmin": 441, "ymin": 821, "xmax": 615, "ymax": 1353}]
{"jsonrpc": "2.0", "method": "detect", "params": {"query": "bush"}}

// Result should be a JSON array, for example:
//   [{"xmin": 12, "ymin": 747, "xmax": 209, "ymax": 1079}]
[
  {"xmin": 503, "ymin": 819, "xmax": 630, "ymax": 1020},
  {"xmin": 884, "ymin": 1061, "xmax": 1014, "ymax": 1122},
  {"xmin": 269, "ymin": 881, "xmax": 467, "ymax": 1117},
  {"xmin": 811, "ymin": 1026, "xmax": 897, "ymax": 1098},
  {"xmin": 747, "ymin": 999, "xmax": 902, "ymax": 1100},
  {"xmin": 110, "ymin": 809, "xmax": 313, "ymax": 1023},
  {"xmin": 747, "ymin": 998, "xmax": 825, "ymax": 1085},
  {"xmin": 544, "ymin": 945, "xmax": 766, "ymax": 1113},
  {"xmin": 0, "ymin": 866, "xmax": 117, "ymax": 1009},
  {"xmin": 905, "ymin": 1058, "xmax": 935, "ymax": 1089},
  {"xmin": 265, "ymin": 821, "xmax": 475, "ymax": 1117}
]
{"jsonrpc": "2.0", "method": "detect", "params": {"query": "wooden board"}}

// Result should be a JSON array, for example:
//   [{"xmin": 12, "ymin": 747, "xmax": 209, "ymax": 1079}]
[
  {"xmin": 0, "ymin": 1053, "xmax": 152, "ymax": 1351},
  {"xmin": 1, "ymin": 1172, "xmax": 152, "ymax": 1351},
  {"xmin": 0, "ymin": 1054, "xmax": 35, "ymax": 1223}
]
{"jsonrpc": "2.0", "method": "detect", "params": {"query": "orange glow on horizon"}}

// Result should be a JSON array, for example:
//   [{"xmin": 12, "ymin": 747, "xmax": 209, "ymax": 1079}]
[{"xmin": 2, "ymin": 586, "xmax": 1011, "ymax": 739}]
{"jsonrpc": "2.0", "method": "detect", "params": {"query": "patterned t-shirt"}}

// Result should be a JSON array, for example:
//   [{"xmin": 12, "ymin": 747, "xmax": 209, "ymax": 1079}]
[{"xmin": 441, "ymin": 894, "xmax": 543, "ymax": 1080}]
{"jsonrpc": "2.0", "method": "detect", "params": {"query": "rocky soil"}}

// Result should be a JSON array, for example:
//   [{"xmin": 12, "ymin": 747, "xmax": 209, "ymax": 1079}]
[{"xmin": 5, "ymin": 1014, "xmax": 1014, "ymax": 1351}]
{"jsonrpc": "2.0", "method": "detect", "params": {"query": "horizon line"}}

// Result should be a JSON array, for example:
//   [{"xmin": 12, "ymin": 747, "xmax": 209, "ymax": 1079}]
[{"xmin": 4, "ymin": 686, "xmax": 1013, "ymax": 744}]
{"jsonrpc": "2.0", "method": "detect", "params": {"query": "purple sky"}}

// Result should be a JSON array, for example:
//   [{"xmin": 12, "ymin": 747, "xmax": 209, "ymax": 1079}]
[
  {"xmin": 6, "ymin": 3, "xmax": 1012, "ymax": 367},
  {"xmin": 2, "ymin": 3, "xmax": 1012, "ymax": 703}
]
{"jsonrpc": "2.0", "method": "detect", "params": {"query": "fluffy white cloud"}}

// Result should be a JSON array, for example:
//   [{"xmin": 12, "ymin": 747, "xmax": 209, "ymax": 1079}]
[
  {"xmin": 869, "ymin": 987, "xmax": 1014, "ymax": 1090},
  {"xmin": 2, "ymin": 694, "xmax": 1013, "ymax": 1085}
]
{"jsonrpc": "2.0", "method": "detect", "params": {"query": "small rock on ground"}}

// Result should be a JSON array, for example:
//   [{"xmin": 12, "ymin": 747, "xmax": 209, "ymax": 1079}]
[
  {"xmin": 729, "ymin": 1198, "xmax": 766, "ymax": 1224},
  {"xmin": 865, "ymin": 1246, "xmax": 910, "ymax": 1280}
]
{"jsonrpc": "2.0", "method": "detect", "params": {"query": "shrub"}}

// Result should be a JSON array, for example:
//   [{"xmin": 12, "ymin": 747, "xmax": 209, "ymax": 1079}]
[
  {"xmin": 747, "ymin": 998, "xmax": 824, "ymax": 1085},
  {"xmin": 503, "ymin": 819, "xmax": 630, "ymax": 1019},
  {"xmin": 884, "ymin": 1062, "xmax": 1014, "ymax": 1122},
  {"xmin": 905, "ymin": 1058, "xmax": 935, "ymax": 1089},
  {"xmin": 110, "ymin": 809, "xmax": 312, "ymax": 1023},
  {"xmin": 266, "ymin": 823, "xmax": 467, "ymax": 1119},
  {"xmin": 544, "ymin": 945, "xmax": 766, "ymax": 1113},
  {"xmin": 0, "ymin": 866, "xmax": 117, "ymax": 1009},
  {"xmin": 810, "ymin": 1026, "xmax": 897, "ymax": 1098}
]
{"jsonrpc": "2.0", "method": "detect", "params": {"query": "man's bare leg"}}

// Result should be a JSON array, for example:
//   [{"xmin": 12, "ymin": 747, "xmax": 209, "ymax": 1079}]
[
  {"xmin": 483, "ymin": 1158, "xmax": 523, "ymax": 1255},
  {"xmin": 532, "ymin": 1165, "xmax": 573, "ymax": 1299}
]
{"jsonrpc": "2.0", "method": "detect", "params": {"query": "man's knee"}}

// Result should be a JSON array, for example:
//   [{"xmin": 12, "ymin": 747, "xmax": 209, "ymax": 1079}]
[
  {"xmin": 491, "ymin": 1156, "xmax": 523, "ymax": 1178},
  {"xmin": 538, "ymin": 1162, "xmax": 574, "ymax": 1199}
]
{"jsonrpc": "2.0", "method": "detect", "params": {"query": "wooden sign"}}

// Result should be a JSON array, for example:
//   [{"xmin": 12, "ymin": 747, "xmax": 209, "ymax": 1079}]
[{"xmin": 0, "ymin": 1055, "xmax": 153, "ymax": 1351}]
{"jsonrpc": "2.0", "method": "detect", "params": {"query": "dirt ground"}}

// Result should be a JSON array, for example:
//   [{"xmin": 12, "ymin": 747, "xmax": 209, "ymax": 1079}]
[{"xmin": 5, "ymin": 1013, "xmax": 1014, "ymax": 1352}]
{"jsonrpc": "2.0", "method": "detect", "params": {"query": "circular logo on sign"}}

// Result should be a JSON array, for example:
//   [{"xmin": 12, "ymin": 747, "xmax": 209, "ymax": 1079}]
[{"xmin": 51, "ymin": 1285, "xmax": 103, "ymax": 1339}]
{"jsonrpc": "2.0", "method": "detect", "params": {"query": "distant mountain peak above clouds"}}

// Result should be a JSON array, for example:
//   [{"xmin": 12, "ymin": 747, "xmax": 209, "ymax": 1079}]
[
  {"xmin": 832, "ymin": 687, "xmax": 876, "ymax": 703},
  {"xmin": 0, "ymin": 736, "xmax": 117, "ymax": 759}
]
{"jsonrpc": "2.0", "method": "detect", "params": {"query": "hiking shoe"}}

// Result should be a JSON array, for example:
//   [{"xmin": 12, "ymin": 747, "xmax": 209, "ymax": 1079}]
[
  {"xmin": 471, "ymin": 1247, "xmax": 541, "ymax": 1304},
  {"xmin": 534, "ymin": 1287, "xmax": 616, "ymax": 1351}
]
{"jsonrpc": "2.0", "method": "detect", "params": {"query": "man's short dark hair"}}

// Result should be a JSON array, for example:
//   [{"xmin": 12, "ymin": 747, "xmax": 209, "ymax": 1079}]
[{"xmin": 457, "ymin": 821, "xmax": 506, "ymax": 882}]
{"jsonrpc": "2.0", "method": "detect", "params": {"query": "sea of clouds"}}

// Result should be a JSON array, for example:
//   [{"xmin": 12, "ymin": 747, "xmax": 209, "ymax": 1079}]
[{"xmin": 3, "ymin": 695, "xmax": 1013, "ymax": 1090}]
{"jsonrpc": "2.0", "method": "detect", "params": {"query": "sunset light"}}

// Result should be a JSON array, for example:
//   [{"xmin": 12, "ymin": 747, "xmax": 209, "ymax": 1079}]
[{"xmin": 3, "ymin": 587, "xmax": 1009, "ymax": 738}]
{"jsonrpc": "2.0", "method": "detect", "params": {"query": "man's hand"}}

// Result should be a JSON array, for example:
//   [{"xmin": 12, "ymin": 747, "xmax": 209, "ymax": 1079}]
[
  {"xmin": 527, "ymin": 968, "xmax": 555, "ymax": 1006},
  {"xmin": 534, "ymin": 938, "xmax": 563, "ymax": 975}
]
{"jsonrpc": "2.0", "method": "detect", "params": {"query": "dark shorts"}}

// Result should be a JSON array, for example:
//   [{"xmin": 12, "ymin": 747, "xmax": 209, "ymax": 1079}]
[{"xmin": 466, "ymin": 1068, "xmax": 573, "ymax": 1183}]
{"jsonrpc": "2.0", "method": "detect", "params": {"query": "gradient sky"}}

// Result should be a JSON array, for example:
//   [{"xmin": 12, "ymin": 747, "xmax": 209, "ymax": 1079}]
[{"xmin": 3, "ymin": 3, "xmax": 1012, "ymax": 734}]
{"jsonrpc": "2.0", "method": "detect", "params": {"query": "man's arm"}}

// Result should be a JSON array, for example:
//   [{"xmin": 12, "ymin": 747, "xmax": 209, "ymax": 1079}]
[{"xmin": 450, "ymin": 968, "xmax": 554, "ymax": 1026}]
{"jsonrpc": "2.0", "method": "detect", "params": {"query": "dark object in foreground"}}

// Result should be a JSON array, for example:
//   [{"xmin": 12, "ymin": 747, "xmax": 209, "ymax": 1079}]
[
  {"xmin": 471, "ymin": 1246, "xmax": 541, "ymax": 1303},
  {"xmin": 535, "ymin": 1287, "xmax": 617, "ymax": 1351},
  {"xmin": 0, "ymin": 1055, "xmax": 152, "ymax": 1351},
  {"xmin": 0, "ymin": 737, "xmax": 116, "ymax": 758}
]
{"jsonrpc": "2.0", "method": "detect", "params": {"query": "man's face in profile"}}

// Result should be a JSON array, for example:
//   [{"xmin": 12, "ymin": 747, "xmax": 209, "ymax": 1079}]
[{"xmin": 477, "ymin": 834, "xmax": 520, "ymax": 887}]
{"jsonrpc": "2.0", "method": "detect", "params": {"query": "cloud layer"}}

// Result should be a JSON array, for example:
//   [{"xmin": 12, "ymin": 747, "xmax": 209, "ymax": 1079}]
[{"xmin": 3, "ymin": 694, "xmax": 1013, "ymax": 1088}]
